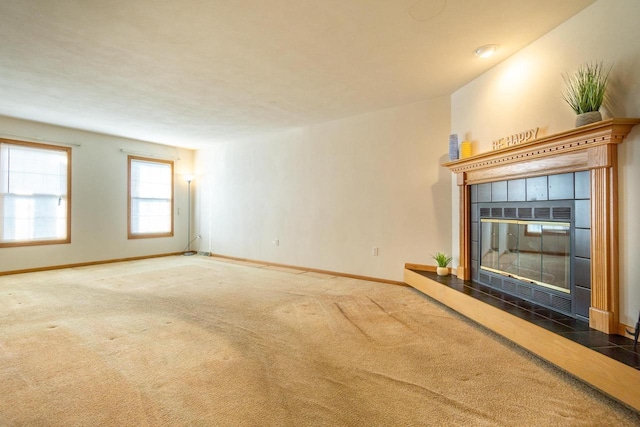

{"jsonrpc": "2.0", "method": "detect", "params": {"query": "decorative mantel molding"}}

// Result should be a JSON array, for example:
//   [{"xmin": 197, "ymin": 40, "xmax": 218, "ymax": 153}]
[
  {"xmin": 444, "ymin": 118, "xmax": 640, "ymax": 334},
  {"xmin": 444, "ymin": 118, "xmax": 640, "ymax": 184}
]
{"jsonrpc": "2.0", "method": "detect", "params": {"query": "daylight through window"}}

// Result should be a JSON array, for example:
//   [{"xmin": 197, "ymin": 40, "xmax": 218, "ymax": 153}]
[
  {"xmin": 128, "ymin": 156, "xmax": 174, "ymax": 238},
  {"xmin": 0, "ymin": 140, "xmax": 71, "ymax": 247}
]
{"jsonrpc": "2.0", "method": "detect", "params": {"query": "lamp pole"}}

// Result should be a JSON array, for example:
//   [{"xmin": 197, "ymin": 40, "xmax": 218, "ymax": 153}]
[{"xmin": 184, "ymin": 175, "xmax": 196, "ymax": 256}]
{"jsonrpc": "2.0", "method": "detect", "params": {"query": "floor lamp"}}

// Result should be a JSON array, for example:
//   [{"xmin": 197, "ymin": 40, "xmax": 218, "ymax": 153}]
[{"xmin": 183, "ymin": 174, "xmax": 197, "ymax": 256}]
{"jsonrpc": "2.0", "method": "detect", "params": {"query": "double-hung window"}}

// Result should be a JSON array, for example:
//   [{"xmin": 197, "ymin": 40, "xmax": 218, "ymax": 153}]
[
  {"xmin": 128, "ymin": 156, "xmax": 174, "ymax": 238},
  {"xmin": 0, "ymin": 140, "xmax": 71, "ymax": 247}
]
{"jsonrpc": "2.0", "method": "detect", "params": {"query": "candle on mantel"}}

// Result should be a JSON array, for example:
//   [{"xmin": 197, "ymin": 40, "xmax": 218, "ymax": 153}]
[{"xmin": 460, "ymin": 141, "xmax": 472, "ymax": 158}]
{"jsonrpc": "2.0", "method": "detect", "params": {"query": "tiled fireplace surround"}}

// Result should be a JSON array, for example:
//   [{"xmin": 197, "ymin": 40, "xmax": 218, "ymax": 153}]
[{"xmin": 468, "ymin": 173, "xmax": 591, "ymax": 321}]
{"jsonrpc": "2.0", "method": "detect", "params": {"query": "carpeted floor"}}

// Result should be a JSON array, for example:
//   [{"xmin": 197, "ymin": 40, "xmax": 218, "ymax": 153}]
[{"xmin": 0, "ymin": 256, "xmax": 638, "ymax": 426}]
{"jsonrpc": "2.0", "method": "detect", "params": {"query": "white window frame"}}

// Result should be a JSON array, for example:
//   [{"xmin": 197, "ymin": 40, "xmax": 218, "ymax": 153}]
[
  {"xmin": 0, "ymin": 139, "xmax": 71, "ymax": 247},
  {"xmin": 128, "ymin": 156, "xmax": 174, "ymax": 239}
]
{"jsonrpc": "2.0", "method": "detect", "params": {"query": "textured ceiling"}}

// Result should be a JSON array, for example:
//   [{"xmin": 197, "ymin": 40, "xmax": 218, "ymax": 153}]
[{"xmin": 0, "ymin": 0, "xmax": 595, "ymax": 148}]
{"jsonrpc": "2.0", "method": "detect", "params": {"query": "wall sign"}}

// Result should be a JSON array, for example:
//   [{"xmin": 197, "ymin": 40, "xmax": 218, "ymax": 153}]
[{"xmin": 492, "ymin": 128, "xmax": 539, "ymax": 150}]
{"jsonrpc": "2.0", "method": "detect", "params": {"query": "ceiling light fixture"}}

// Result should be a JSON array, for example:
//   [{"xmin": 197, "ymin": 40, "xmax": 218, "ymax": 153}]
[{"xmin": 474, "ymin": 44, "xmax": 498, "ymax": 58}]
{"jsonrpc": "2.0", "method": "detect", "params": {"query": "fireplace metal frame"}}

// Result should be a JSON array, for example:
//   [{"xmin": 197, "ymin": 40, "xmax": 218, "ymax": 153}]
[{"xmin": 474, "ymin": 200, "xmax": 575, "ymax": 316}]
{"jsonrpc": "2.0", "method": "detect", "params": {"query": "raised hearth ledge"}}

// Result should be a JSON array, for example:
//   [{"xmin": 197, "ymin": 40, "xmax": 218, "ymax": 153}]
[
  {"xmin": 403, "ymin": 268, "xmax": 640, "ymax": 412},
  {"xmin": 444, "ymin": 118, "xmax": 640, "ymax": 334}
]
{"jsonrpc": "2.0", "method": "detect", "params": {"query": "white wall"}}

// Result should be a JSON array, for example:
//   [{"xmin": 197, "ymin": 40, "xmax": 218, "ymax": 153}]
[
  {"xmin": 450, "ymin": 0, "xmax": 640, "ymax": 326},
  {"xmin": 0, "ymin": 116, "xmax": 194, "ymax": 272},
  {"xmin": 195, "ymin": 97, "xmax": 452, "ymax": 281}
]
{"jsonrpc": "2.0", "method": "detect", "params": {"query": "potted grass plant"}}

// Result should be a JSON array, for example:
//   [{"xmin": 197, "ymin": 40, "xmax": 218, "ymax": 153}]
[
  {"xmin": 432, "ymin": 252, "xmax": 452, "ymax": 276},
  {"xmin": 562, "ymin": 61, "xmax": 611, "ymax": 127}
]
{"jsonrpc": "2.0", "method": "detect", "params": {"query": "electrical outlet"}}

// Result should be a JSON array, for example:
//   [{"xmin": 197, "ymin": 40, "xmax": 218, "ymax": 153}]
[
  {"xmin": 273, "ymin": 238, "xmax": 279, "ymax": 246},
  {"xmin": 372, "ymin": 247, "xmax": 378, "ymax": 256}
]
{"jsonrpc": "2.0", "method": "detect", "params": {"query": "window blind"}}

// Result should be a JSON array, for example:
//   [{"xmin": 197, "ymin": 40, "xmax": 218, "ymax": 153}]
[
  {"xmin": 0, "ymin": 142, "xmax": 69, "ymax": 243},
  {"xmin": 130, "ymin": 158, "xmax": 173, "ymax": 235}
]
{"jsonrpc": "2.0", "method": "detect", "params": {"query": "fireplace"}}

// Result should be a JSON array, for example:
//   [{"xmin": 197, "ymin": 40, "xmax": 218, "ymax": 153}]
[
  {"xmin": 444, "ymin": 118, "xmax": 640, "ymax": 334},
  {"xmin": 402, "ymin": 119, "xmax": 640, "ymax": 411},
  {"xmin": 469, "ymin": 185, "xmax": 582, "ymax": 318}
]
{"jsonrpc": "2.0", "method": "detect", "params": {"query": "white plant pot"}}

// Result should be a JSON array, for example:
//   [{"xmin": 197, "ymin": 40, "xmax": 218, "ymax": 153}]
[{"xmin": 436, "ymin": 267, "xmax": 449, "ymax": 276}]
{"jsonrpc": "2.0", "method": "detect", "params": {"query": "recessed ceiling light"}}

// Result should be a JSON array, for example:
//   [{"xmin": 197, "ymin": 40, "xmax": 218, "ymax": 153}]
[{"xmin": 474, "ymin": 44, "xmax": 499, "ymax": 58}]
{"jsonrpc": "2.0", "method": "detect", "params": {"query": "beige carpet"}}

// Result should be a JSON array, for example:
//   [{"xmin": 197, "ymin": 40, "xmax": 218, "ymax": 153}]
[{"xmin": 0, "ymin": 256, "xmax": 637, "ymax": 426}]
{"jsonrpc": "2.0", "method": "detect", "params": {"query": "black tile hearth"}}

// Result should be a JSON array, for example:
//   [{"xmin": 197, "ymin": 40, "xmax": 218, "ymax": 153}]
[
  {"xmin": 592, "ymin": 347, "xmax": 640, "ymax": 369},
  {"xmin": 533, "ymin": 319, "xmax": 575, "ymax": 334},
  {"xmin": 548, "ymin": 317, "xmax": 592, "ymax": 331},
  {"xmin": 559, "ymin": 331, "xmax": 614, "ymax": 348},
  {"xmin": 411, "ymin": 269, "xmax": 639, "ymax": 371}
]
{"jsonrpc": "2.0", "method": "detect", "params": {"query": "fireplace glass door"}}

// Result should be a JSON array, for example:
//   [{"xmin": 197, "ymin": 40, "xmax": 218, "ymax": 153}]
[{"xmin": 480, "ymin": 219, "xmax": 571, "ymax": 292}]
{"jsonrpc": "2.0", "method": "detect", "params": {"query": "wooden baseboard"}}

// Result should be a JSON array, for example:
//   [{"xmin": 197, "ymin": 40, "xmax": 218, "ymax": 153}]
[
  {"xmin": 404, "ymin": 268, "xmax": 640, "ymax": 412},
  {"xmin": 0, "ymin": 252, "xmax": 183, "ymax": 276},
  {"xmin": 209, "ymin": 253, "xmax": 407, "ymax": 286},
  {"xmin": 0, "ymin": 251, "xmax": 407, "ymax": 287},
  {"xmin": 618, "ymin": 323, "xmax": 636, "ymax": 339}
]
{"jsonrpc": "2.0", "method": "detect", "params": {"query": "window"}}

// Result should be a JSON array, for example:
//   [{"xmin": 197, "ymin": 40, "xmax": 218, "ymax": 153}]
[
  {"xmin": 0, "ymin": 139, "xmax": 71, "ymax": 247},
  {"xmin": 128, "ymin": 156, "xmax": 174, "ymax": 238},
  {"xmin": 524, "ymin": 223, "xmax": 570, "ymax": 237}
]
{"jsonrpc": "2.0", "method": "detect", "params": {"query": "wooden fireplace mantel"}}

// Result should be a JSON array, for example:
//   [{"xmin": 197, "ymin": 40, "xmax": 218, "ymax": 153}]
[{"xmin": 444, "ymin": 118, "xmax": 640, "ymax": 334}]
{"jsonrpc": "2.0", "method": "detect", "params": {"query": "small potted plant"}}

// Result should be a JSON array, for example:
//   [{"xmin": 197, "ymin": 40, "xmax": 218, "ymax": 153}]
[
  {"xmin": 432, "ymin": 252, "xmax": 452, "ymax": 276},
  {"xmin": 562, "ymin": 61, "xmax": 611, "ymax": 127}
]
